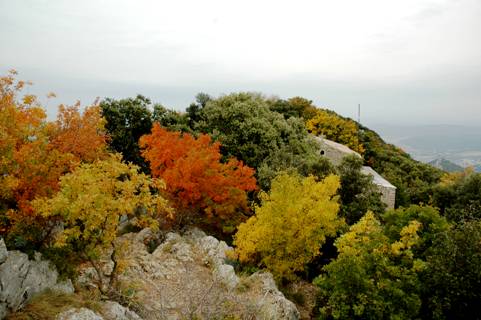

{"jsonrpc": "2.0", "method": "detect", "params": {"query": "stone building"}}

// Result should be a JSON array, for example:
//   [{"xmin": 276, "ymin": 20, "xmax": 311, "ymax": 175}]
[
  {"xmin": 315, "ymin": 137, "xmax": 362, "ymax": 166},
  {"xmin": 314, "ymin": 136, "xmax": 396, "ymax": 209},
  {"xmin": 360, "ymin": 166, "xmax": 397, "ymax": 209}
]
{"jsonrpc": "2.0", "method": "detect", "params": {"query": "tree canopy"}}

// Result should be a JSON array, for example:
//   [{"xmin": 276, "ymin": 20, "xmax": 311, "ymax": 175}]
[
  {"xmin": 33, "ymin": 154, "xmax": 171, "ymax": 258},
  {"xmin": 99, "ymin": 95, "xmax": 154, "ymax": 170},
  {"xmin": 140, "ymin": 123, "xmax": 257, "ymax": 233},
  {"xmin": 315, "ymin": 212, "xmax": 425, "ymax": 320},
  {"xmin": 196, "ymin": 92, "xmax": 333, "ymax": 190},
  {"xmin": 234, "ymin": 173, "xmax": 344, "ymax": 280}
]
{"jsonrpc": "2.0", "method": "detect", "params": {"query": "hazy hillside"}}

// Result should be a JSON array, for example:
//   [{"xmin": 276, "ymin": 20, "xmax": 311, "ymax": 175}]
[
  {"xmin": 429, "ymin": 158, "xmax": 464, "ymax": 172},
  {"xmin": 372, "ymin": 124, "xmax": 481, "ymax": 171}
]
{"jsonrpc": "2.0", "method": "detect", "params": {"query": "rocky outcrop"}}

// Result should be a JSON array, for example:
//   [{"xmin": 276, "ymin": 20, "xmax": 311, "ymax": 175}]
[
  {"xmin": 78, "ymin": 228, "xmax": 300, "ymax": 320},
  {"xmin": 100, "ymin": 301, "xmax": 142, "ymax": 320},
  {"xmin": 0, "ymin": 238, "xmax": 74, "ymax": 319},
  {"xmin": 56, "ymin": 307, "xmax": 104, "ymax": 320},
  {"xmin": 56, "ymin": 302, "xmax": 141, "ymax": 320}
]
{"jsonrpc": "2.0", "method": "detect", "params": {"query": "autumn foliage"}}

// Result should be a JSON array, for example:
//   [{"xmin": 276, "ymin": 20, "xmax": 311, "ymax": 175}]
[
  {"xmin": 0, "ymin": 71, "xmax": 108, "ymax": 234},
  {"xmin": 49, "ymin": 103, "xmax": 108, "ymax": 163},
  {"xmin": 234, "ymin": 172, "xmax": 344, "ymax": 280},
  {"xmin": 140, "ymin": 123, "xmax": 257, "ymax": 229},
  {"xmin": 307, "ymin": 109, "xmax": 365, "ymax": 154},
  {"xmin": 33, "ymin": 154, "xmax": 171, "ymax": 257}
]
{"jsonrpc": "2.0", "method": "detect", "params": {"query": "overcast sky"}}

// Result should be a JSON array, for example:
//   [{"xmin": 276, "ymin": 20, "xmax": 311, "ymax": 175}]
[{"xmin": 1, "ymin": 0, "xmax": 481, "ymax": 126}]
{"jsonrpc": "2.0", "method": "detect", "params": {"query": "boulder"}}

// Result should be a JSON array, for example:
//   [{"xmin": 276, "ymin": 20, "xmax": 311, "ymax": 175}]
[
  {"xmin": 56, "ymin": 308, "xmax": 104, "ymax": 320},
  {"xmin": 0, "ymin": 238, "xmax": 74, "ymax": 319},
  {"xmin": 101, "ymin": 301, "xmax": 142, "ymax": 320},
  {"xmin": 248, "ymin": 272, "xmax": 300, "ymax": 320},
  {"xmin": 213, "ymin": 264, "xmax": 239, "ymax": 290}
]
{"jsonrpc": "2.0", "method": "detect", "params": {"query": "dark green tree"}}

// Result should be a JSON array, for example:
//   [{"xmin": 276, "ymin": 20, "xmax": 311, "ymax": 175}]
[
  {"xmin": 196, "ymin": 92, "xmax": 333, "ymax": 190},
  {"xmin": 267, "ymin": 96, "xmax": 318, "ymax": 120},
  {"xmin": 382, "ymin": 205, "xmax": 449, "ymax": 258},
  {"xmin": 315, "ymin": 212, "xmax": 425, "ymax": 320},
  {"xmin": 152, "ymin": 104, "xmax": 190, "ymax": 133},
  {"xmin": 99, "ymin": 95, "xmax": 153, "ymax": 171},
  {"xmin": 337, "ymin": 155, "xmax": 386, "ymax": 224},
  {"xmin": 432, "ymin": 172, "xmax": 481, "ymax": 222},
  {"xmin": 186, "ymin": 92, "xmax": 212, "ymax": 127},
  {"xmin": 421, "ymin": 220, "xmax": 481, "ymax": 319}
]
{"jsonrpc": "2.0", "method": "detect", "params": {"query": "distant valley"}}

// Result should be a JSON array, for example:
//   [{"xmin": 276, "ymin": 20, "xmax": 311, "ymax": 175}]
[{"xmin": 371, "ymin": 124, "xmax": 481, "ymax": 172}]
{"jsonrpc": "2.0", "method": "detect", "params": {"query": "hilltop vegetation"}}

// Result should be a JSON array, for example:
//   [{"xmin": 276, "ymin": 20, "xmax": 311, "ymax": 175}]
[
  {"xmin": 428, "ymin": 158, "xmax": 464, "ymax": 172},
  {"xmin": 1, "ymin": 71, "xmax": 481, "ymax": 319}
]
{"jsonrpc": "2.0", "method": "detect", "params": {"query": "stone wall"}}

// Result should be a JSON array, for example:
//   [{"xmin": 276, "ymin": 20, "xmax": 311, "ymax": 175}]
[
  {"xmin": 316, "ymin": 138, "xmax": 362, "ymax": 167},
  {"xmin": 378, "ymin": 185, "xmax": 396, "ymax": 210},
  {"xmin": 315, "ymin": 138, "xmax": 397, "ymax": 210},
  {"xmin": 319, "ymin": 144, "xmax": 347, "ymax": 166}
]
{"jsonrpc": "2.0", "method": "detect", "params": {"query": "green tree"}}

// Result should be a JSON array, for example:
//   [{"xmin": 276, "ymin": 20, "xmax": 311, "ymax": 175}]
[
  {"xmin": 337, "ymin": 155, "xmax": 385, "ymax": 224},
  {"xmin": 268, "ymin": 96, "xmax": 318, "ymax": 120},
  {"xmin": 234, "ymin": 173, "xmax": 344, "ymax": 280},
  {"xmin": 315, "ymin": 212, "xmax": 425, "ymax": 320},
  {"xmin": 382, "ymin": 205, "xmax": 449, "ymax": 258},
  {"xmin": 152, "ymin": 104, "xmax": 190, "ymax": 133},
  {"xmin": 99, "ymin": 95, "xmax": 153, "ymax": 170},
  {"xmin": 186, "ymin": 92, "xmax": 212, "ymax": 127},
  {"xmin": 421, "ymin": 220, "xmax": 481, "ymax": 319},
  {"xmin": 432, "ymin": 171, "xmax": 481, "ymax": 222},
  {"xmin": 196, "ymin": 92, "xmax": 333, "ymax": 190}
]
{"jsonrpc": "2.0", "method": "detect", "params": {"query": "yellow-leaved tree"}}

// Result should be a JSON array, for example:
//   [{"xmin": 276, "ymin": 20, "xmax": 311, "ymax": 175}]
[
  {"xmin": 234, "ymin": 172, "xmax": 344, "ymax": 280},
  {"xmin": 33, "ymin": 154, "xmax": 172, "ymax": 292},
  {"xmin": 306, "ymin": 109, "xmax": 364, "ymax": 154}
]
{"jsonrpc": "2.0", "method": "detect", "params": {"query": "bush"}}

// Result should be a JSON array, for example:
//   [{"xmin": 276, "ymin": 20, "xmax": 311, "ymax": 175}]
[
  {"xmin": 234, "ymin": 173, "xmax": 344, "ymax": 281},
  {"xmin": 421, "ymin": 220, "xmax": 481, "ymax": 319}
]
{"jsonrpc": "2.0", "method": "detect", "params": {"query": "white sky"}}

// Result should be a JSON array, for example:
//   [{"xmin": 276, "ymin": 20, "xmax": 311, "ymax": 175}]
[{"xmin": 1, "ymin": 0, "xmax": 481, "ymax": 126}]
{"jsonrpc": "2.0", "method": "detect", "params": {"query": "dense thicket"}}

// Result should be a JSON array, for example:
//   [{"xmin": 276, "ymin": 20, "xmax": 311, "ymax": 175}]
[
  {"xmin": 421, "ymin": 220, "xmax": 481, "ymax": 319},
  {"xmin": 195, "ymin": 92, "xmax": 334, "ymax": 189},
  {"xmin": 315, "ymin": 212, "xmax": 424, "ymax": 320},
  {"xmin": 431, "ymin": 170, "xmax": 481, "ymax": 222},
  {"xmin": 266, "ymin": 96, "xmax": 318, "ymax": 120},
  {"xmin": 2, "ymin": 71, "xmax": 480, "ymax": 319},
  {"xmin": 99, "ymin": 95, "xmax": 153, "ymax": 171},
  {"xmin": 316, "ymin": 206, "xmax": 450, "ymax": 319}
]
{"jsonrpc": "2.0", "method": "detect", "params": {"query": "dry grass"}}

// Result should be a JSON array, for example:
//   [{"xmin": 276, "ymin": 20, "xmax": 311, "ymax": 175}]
[{"xmin": 7, "ymin": 289, "xmax": 102, "ymax": 320}]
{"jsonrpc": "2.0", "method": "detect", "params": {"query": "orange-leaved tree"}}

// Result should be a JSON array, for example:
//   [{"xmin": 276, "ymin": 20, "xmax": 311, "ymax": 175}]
[
  {"xmin": 0, "ymin": 71, "xmax": 74, "ymax": 221},
  {"xmin": 140, "ymin": 123, "xmax": 257, "ymax": 231},
  {"xmin": 0, "ymin": 71, "xmax": 108, "ymax": 242},
  {"xmin": 49, "ymin": 102, "xmax": 109, "ymax": 163}
]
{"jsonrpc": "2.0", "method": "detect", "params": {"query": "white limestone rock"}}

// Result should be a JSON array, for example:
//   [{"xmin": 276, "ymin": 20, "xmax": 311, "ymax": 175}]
[
  {"xmin": 56, "ymin": 308, "xmax": 104, "ymax": 320},
  {"xmin": 0, "ymin": 238, "xmax": 74, "ymax": 319},
  {"xmin": 101, "ymin": 301, "xmax": 142, "ymax": 320}
]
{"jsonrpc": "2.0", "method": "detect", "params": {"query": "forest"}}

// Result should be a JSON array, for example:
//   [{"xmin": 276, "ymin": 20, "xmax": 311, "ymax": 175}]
[{"xmin": 1, "ymin": 70, "xmax": 481, "ymax": 319}]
